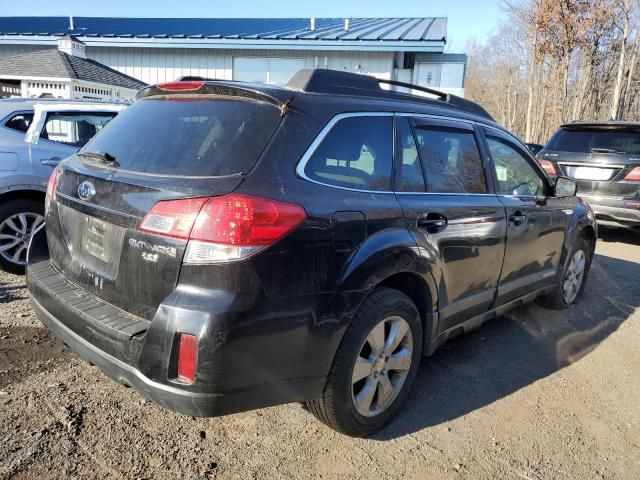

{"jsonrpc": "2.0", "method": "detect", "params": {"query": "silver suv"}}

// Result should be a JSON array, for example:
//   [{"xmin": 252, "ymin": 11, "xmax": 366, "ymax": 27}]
[{"xmin": 0, "ymin": 99, "xmax": 123, "ymax": 273}]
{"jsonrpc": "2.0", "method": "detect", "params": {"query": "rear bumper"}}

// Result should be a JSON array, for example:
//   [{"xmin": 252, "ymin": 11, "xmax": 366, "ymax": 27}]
[
  {"xmin": 29, "ymin": 278, "xmax": 328, "ymax": 417},
  {"xmin": 579, "ymin": 194, "xmax": 640, "ymax": 225},
  {"xmin": 31, "ymin": 295, "xmax": 218, "ymax": 416}
]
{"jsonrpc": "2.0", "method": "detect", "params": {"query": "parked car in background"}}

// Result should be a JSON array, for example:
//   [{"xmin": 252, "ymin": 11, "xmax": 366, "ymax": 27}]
[
  {"xmin": 0, "ymin": 99, "xmax": 124, "ymax": 273},
  {"xmin": 526, "ymin": 142, "xmax": 544, "ymax": 156},
  {"xmin": 27, "ymin": 70, "xmax": 596, "ymax": 437},
  {"xmin": 537, "ymin": 121, "xmax": 640, "ymax": 229}
]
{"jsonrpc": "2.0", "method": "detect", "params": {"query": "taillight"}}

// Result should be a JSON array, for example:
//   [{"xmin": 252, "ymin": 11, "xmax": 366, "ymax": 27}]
[
  {"xmin": 157, "ymin": 81, "xmax": 204, "ymax": 91},
  {"xmin": 45, "ymin": 167, "xmax": 60, "ymax": 212},
  {"xmin": 624, "ymin": 166, "xmax": 640, "ymax": 181},
  {"xmin": 138, "ymin": 194, "xmax": 306, "ymax": 263},
  {"xmin": 176, "ymin": 333, "xmax": 197, "ymax": 383},
  {"xmin": 139, "ymin": 197, "xmax": 208, "ymax": 239},
  {"xmin": 537, "ymin": 159, "xmax": 557, "ymax": 176}
]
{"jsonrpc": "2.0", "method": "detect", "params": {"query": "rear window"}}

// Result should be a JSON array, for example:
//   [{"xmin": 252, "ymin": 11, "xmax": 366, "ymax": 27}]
[
  {"xmin": 81, "ymin": 96, "xmax": 281, "ymax": 176},
  {"xmin": 304, "ymin": 116, "xmax": 393, "ymax": 191},
  {"xmin": 546, "ymin": 128, "xmax": 640, "ymax": 154}
]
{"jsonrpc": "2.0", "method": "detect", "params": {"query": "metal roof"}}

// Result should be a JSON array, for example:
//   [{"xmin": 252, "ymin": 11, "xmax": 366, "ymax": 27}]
[
  {"xmin": 0, "ymin": 49, "xmax": 147, "ymax": 90},
  {"xmin": 0, "ymin": 17, "xmax": 446, "ymax": 51}
]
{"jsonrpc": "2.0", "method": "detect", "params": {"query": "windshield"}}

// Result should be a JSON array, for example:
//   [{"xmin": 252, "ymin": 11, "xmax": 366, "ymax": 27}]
[
  {"xmin": 81, "ymin": 96, "xmax": 282, "ymax": 176},
  {"xmin": 546, "ymin": 128, "xmax": 640, "ymax": 155}
]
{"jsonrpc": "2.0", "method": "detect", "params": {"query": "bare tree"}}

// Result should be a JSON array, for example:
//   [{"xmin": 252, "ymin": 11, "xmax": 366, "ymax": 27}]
[{"xmin": 466, "ymin": 0, "xmax": 639, "ymax": 144}]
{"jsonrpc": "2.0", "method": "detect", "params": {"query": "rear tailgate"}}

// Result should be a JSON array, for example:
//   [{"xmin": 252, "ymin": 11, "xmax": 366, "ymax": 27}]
[{"xmin": 44, "ymin": 86, "xmax": 290, "ymax": 320}]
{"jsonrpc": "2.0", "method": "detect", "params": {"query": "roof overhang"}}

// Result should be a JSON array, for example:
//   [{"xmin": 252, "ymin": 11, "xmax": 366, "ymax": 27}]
[
  {"xmin": 0, "ymin": 74, "xmax": 139, "ymax": 92},
  {"xmin": 0, "ymin": 35, "xmax": 445, "ymax": 53}
]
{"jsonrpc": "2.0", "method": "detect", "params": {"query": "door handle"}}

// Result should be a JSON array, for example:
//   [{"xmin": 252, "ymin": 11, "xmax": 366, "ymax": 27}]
[
  {"xmin": 509, "ymin": 210, "xmax": 527, "ymax": 226},
  {"xmin": 417, "ymin": 213, "xmax": 448, "ymax": 233},
  {"xmin": 41, "ymin": 157, "xmax": 61, "ymax": 166}
]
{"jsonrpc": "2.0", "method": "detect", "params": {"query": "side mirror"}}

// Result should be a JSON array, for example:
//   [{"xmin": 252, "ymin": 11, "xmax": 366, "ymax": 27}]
[{"xmin": 554, "ymin": 176, "xmax": 577, "ymax": 197}]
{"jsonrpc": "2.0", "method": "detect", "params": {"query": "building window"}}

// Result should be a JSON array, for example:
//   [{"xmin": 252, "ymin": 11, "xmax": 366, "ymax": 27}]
[
  {"xmin": 415, "ymin": 62, "xmax": 465, "ymax": 89},
  {"xmin": 233, "ymin": 57, "xmax": 305, "ymax": 86}
]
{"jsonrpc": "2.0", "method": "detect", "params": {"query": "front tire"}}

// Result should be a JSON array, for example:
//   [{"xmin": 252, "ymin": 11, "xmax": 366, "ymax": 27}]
[
  {"xmin": 538, "ymin": 236, "xmax": 591, "ymax": 310},
  {"xmin": 0, "ymin": 198, "xmax": 45, "ymax": 275},
  {"xmin": 306, "ymin": 288, "xmax": 423, "ymax": 437}
]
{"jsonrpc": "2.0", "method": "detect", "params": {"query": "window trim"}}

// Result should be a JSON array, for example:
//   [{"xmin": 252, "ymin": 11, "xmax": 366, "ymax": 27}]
[
  {"xmin": 482, "ymin": 127, "xmax": 551, "ymax": 199},
  {"xmin": 296, "ymin": 111, "xmax": 511, "ymax": 197}
]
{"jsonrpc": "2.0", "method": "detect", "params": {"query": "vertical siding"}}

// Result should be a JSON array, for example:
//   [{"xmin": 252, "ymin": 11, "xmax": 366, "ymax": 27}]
[
  {"xmin": 86, "ymin": 46, "xmax": 394, "ymax": 84},
  {"xmin": 0, "ymin": 44, "xmax": 395, "ymax": 89}
]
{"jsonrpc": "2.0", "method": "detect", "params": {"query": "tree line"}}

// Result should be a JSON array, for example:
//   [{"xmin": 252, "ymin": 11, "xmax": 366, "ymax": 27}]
[{"xmin": 465, "ymin": 0, "xmax": 639, "ymax": 145}]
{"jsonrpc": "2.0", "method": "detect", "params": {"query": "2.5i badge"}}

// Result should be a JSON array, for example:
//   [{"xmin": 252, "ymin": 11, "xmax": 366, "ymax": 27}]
[{"xmin": 128, "ymin": 238, "xmax": 177, "ymax": 262}]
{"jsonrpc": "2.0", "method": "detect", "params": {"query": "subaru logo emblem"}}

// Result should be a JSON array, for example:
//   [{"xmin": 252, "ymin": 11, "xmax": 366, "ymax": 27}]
[{"xmin": 77, "ymin": 181, "xmax": 96, "ymax": 201}]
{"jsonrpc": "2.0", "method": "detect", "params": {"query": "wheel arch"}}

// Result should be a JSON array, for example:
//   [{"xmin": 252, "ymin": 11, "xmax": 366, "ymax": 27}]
[
  {"xmin": 580, "ymin": 224, "xmax": 597, "ymax": 256},
  {"xmin": 0, "ymin": 188, "xmax": 46, "ymax": 205},
  {"xmin": 378, "ymin": 271, "xmax": 437, "ymax": 352}
]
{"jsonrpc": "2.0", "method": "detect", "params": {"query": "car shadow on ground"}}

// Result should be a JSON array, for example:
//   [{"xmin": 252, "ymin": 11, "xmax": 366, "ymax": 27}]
[
  {"xmin": 597, "ymin": 224, "xmax": 640, "ymax": 246},
  {"xmin": 0, "ymin": 284, "xmax": 28, "ymax": 304},
  {"xmin": 376, "ymin": 251, "xmax": 640, "ymax": 440}
]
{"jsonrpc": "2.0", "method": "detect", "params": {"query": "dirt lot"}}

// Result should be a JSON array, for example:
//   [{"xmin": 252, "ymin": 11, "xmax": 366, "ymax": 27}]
[{"xmin": 1, "ymin": 227, "xmax": 639, "ymax": 480}]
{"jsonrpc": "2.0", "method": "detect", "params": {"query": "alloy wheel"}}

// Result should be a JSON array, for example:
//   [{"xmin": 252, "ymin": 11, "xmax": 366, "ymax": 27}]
[
  {"xmin": 563, "ymin": 250, "xmax": 586, "ymax": 304},
  {"xmin": 0, "ymin": 212, "xmax": 44, "ymax": 266},
  {"xmin": 351, "ymin": 315, "xmax": 413, "ymax": 417}
]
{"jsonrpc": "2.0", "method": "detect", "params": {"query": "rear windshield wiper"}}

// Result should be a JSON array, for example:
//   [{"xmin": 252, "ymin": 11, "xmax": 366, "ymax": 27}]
[
  {"xmin": 590, "ymin": 147, "xmax": 625, "ymax": 155},
  {"xmin": 77, "ymin": 151, "xmax": 120, "ymax": 167}
]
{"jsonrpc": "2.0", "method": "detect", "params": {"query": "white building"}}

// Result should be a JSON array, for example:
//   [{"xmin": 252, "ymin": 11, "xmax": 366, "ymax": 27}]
[
  {"xmin": 0, "ymin": 35, "xmax": 145, "ymax": 101},
  {"xmin": 0, "ymin": 17, "xmax": 467, "ymax": 97}
]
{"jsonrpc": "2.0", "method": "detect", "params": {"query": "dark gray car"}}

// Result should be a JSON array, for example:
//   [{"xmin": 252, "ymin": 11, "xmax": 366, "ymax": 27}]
[{"xmin": 537, "ymin": 121, "xmax": 640, "ymax": 228}]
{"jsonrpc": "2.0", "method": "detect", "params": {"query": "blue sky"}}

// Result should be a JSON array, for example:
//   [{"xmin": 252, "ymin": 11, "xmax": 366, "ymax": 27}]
[{"xmin": 1, "ymin": 0, "xmax": 504, "ymax": 51}]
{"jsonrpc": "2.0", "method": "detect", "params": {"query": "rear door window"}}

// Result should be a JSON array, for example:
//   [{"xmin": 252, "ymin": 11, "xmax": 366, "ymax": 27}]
[
  {"xmin": 395, "ymin": 117, "xmax": 425, "ymax": 192},
  {"xmin": 304, "ymin": 116, "xmax": 393, "ymax": 191},
  {"xmin": 413, "ymin": 122, "xmax": 487, "ymax": 193},
  {"xmin": 81, "ymin": 96, "xmax": 282, "ymax": 176},
  {"xmin": 41, "ymin": 112, "xmax": 116, "ymax": 147}
]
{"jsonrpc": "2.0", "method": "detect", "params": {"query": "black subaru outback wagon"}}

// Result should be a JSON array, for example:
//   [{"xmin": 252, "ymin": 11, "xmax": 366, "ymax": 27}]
[{"xmin": 27, "ymin": 70, "xmax": 596, "ymax": 437}]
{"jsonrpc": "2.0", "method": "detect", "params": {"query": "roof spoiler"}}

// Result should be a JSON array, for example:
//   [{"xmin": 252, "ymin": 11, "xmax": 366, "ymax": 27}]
[
  {"xmin": 137, "ymin": 76, "xmax": 290, "ymax": 107},
  {"xmin": 286, "ymin": 69, "xmax": 494, "ymax": 121}
]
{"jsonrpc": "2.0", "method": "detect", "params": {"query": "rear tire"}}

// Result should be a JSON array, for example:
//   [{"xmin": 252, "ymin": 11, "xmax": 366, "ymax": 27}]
[
  {"xmin": 305, "ymin": 288, "xmax": 423, "ymax": 437},
  {"xmin": 537, "ymin": 236, "xmax": 591, "ymax": 310},
  {"xmin": 0, "ymin": 198, "xmax": 44, "ymax": 275}
]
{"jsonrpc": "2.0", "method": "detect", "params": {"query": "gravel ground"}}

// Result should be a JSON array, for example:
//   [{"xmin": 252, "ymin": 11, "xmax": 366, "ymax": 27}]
[{"xmin": 1, "ymin": 226, "xmax": 639, "ymax": 479}]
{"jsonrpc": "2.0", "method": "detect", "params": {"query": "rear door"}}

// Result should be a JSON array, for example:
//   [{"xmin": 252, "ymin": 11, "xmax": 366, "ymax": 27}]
[
  {"xmin": 394, "ymin": 115, "xmax": 507, "ymax": 333},
  {"xmin": 25, "ymin": 103, "xmax": 122, "ymax": 185},
  {"xmin": 46, "ymin": 92, "xmax": 287, "ymax": 320},
  {"xmin": 483, "ymin": 128, "xmax": 569, "ymax": 305}
]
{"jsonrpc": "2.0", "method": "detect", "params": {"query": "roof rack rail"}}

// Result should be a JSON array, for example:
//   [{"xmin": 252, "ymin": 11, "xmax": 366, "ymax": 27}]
[
  {"xmin": 378, "ymin": 78, "xmax": 448, "ymax": 100},
  {"xmin": 287, "ymin": 69, "xmax": 494, "ymax": 121},
  {"xmin": 174, "ymin": 71, "xmax": 494, "ymax": 121}
]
